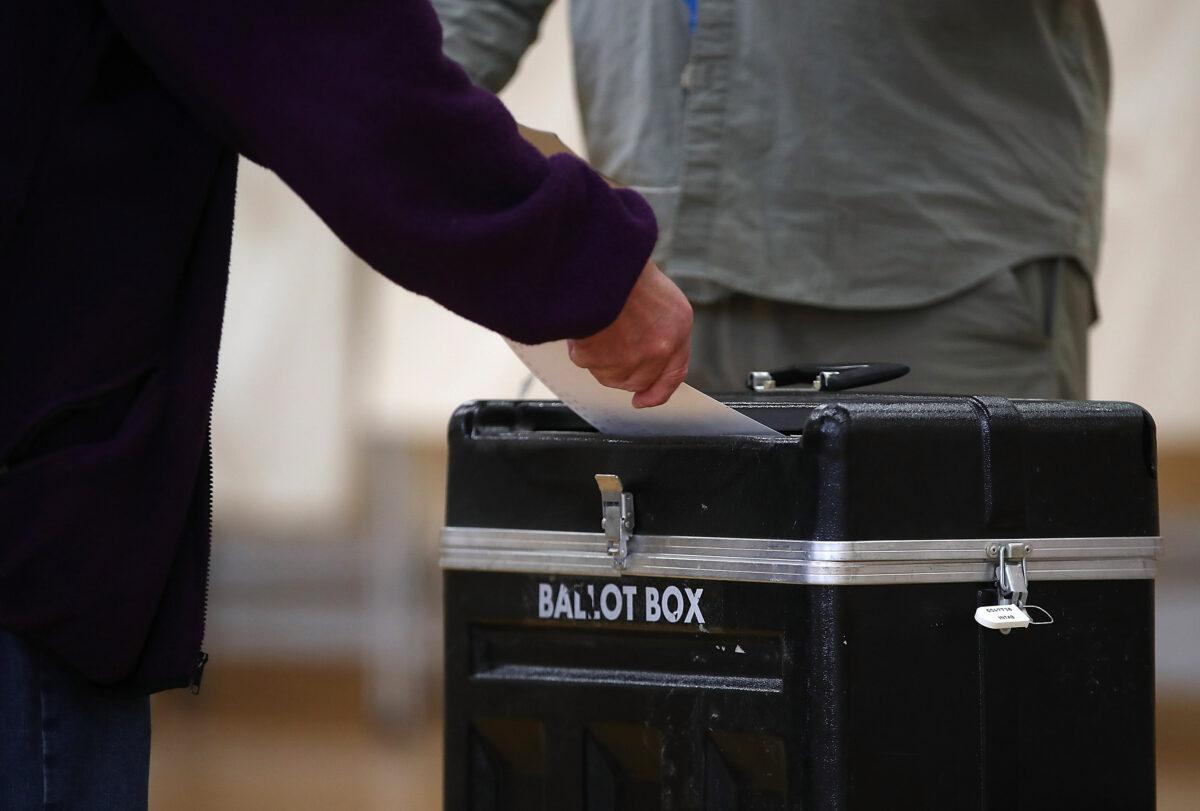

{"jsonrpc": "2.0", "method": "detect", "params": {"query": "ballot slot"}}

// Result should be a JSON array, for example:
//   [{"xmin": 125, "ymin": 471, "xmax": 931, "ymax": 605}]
[
  {"xmin": 507, "ymin": 339, "xmax": 783, "ymax": 438},
  {"xmin": 469, "ymin": 622, "xmax": 785, "ymax": 693},
  {"xmin": 463, "ymin": 391, "xmax": 988, "ymax": 436},
  {"xmin": 465, "ymin": 400, "xmax": 810, "ymax": 437},
  {"xmin": 468, "ymin": 401, "xmax": 597, "ymax": 436}
]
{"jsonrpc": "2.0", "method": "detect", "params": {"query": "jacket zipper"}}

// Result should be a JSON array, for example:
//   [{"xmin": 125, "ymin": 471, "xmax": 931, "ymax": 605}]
[
  {"xmin": 188, "ymin": 153, "xmax": 237, "ymax": 696},
  {"xmin": 189, "ymin": 432, "xmax": 215, "ymax": 695}
]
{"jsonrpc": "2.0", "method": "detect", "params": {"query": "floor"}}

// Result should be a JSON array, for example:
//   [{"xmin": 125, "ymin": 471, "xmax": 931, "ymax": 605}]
[
  {"xmin": 149, "ymin": 662, "xmax": 1200, "ymax": 810},
  {"xmin": 1157, "ymin": 698, "xmax": 1200, "ymax": 810},
  {"xmin": 149, "ymin": 663, "xmax": 441, "ymax": 810}
]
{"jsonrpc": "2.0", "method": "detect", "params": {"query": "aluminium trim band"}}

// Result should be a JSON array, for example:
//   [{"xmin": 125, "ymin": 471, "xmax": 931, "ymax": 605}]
[{"xmin": 440, "ymin": 527, "xmax": 1161, "ymax": 585}]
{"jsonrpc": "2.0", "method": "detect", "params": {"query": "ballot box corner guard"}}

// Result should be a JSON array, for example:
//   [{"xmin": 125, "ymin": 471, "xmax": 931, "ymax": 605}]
[{"xmin": 439, "ymin": 396, "xmax": 1160, "ymax": 810}]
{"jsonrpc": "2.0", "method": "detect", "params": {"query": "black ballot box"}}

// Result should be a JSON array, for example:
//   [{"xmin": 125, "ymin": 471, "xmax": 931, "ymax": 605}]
[{"xmin": 440, "ymin": 393, "xmax": 1160, "ymax": 810}]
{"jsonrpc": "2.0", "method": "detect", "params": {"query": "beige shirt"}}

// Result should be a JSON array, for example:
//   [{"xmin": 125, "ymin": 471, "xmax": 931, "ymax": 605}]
[{"xmin": 434, "ymin": 0, "xmax": 1109, "ymax": 308}]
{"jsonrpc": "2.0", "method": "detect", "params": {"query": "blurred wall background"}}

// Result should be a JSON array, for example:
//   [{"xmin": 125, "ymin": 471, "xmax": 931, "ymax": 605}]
[{"xmin": 152, "ymin": 2, "xmax": 1200, "ymax": 807}]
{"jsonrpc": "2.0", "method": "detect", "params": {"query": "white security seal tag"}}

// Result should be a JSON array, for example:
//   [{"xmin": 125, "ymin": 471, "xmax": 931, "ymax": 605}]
[{"xmin": 975, "ymin": 604, "xmax": 1032, "ymax": 631}]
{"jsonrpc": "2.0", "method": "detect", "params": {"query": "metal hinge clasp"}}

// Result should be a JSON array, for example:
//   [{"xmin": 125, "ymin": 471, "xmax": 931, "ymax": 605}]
[{"xmin": 595, "ymin": 474, "xmax": 634, "ymax": 570}]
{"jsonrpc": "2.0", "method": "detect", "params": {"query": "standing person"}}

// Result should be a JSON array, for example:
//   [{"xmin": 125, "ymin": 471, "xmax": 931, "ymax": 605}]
[
  {"xmin": 433, "ymin": 0, "xmax": 1108, "ymax": 398},
  {"xmin": 0, "ymin": 1, "xmax": 691, "ymax": 806}
]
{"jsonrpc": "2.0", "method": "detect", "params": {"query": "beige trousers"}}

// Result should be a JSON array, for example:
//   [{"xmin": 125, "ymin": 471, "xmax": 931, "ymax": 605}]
[{"xmin": 686, "ymin": 259, "xmax": 1093, "ymax": 399}]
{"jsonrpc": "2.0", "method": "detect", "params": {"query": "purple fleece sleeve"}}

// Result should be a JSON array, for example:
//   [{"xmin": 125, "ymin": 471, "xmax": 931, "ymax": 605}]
[{"xmin": 99, "ymin": 0, "xmax": 656, "ymax": 343}]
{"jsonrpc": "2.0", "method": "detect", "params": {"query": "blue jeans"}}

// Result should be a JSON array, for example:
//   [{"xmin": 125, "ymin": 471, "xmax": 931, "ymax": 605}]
[{"xmin": 0, "ymin": 628, "xmax": 150, "ymax": 810}]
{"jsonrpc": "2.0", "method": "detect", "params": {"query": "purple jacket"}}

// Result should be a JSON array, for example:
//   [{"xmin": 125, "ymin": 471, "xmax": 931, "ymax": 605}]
[{"xmin": 0, "ymin": 1, "xmax": 655, "ymax": 691}]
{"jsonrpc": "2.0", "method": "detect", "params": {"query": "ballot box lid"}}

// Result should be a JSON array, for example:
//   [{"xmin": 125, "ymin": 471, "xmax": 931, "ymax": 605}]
[{"xmin": 440, "ymin": 393, "xmax": 1160, "ymax": 584}]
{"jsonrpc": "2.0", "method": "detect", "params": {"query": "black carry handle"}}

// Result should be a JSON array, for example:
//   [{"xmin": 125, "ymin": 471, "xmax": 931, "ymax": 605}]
[{"xmin": 746, "ymin": 362, "xmax": 910, "ymax": 392}]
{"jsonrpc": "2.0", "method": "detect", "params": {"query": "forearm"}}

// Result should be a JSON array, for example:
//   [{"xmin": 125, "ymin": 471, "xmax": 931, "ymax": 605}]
[{"xmin": 101, "ymin": 0, "xmax": 654, "ymax": 343}]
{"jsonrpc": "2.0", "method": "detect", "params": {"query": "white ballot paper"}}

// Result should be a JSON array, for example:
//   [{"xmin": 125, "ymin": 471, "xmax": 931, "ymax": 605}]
[{"xmin": 507, "ymin": 339, "xmax": 781, "ymax": 437}]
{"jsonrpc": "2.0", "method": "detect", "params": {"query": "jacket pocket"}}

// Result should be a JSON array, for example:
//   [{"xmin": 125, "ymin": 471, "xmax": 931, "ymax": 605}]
[{"xmin": 1, "ymin": 366, "xmax": 158, "ymax": 475}]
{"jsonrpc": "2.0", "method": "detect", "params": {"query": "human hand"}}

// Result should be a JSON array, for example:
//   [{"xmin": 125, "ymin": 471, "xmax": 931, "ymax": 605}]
[{"xmin": 568, "ymin": 262, "xmax": 693, "ymax": 408}]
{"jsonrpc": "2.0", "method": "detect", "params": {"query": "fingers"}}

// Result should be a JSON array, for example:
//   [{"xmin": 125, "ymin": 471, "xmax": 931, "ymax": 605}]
[
  {"xmin": 631, "ymin": 350, "xmax": 690, "ymax": 409},
  {"xmin": 571, "ymin": 336, "xmax": 677, "ymax": 392},
  {"xmin": 592, "ymin": 365, "xmax": 665, "ymax": 393},
  {"xmin": 564, "ymin": 260, "xmax": 693, "ymax": 406},
  {"xmin": 567, "ymin": 336, "xmax": 607, "ymax": 372}
]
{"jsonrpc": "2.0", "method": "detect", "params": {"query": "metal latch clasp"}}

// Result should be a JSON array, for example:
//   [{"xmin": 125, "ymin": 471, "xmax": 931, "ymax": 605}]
[
  {"xmin": 989, "ymin": 542, "xmax": 1030, "ymax": 609},
  {"xmin": 977, "ymin": 542, "xmax": 1053, "ymax": 633},
  {"xmin": 595, "ymin": 474, "xmax": 634, "ymax": 569}
]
